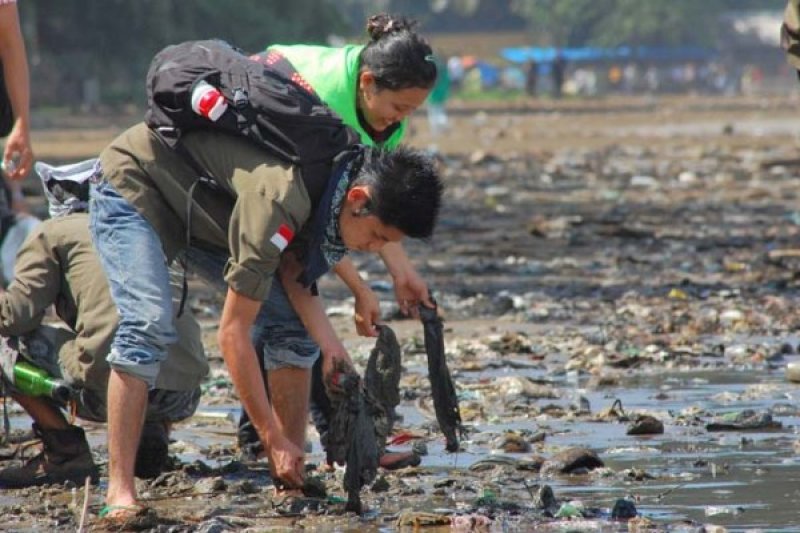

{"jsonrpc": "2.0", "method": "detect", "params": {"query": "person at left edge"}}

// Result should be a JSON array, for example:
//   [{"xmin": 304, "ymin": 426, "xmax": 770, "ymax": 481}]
[{"xmin": 0, "ymin": 0, "xmax": 33, "ymax": 211}]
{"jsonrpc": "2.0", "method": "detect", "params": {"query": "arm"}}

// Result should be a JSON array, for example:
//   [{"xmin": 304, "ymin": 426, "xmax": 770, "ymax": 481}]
[
  {"xmin": 379, "ymin": 241, "xmax": 433, "ymax": 315},
  {"xmin": 217, "ymin": 287, "xmax": 304, "ymax": 487},
  {"xmin": 0, "ymin": 3, "xmax": 33, "ymax": 181},
  {"xmin": 333, "ymin": 256, "xmax": 380, "ymax": 337},
  {"xmin": 279, "ymin": 253, "xmax": 353, "ymax": 382},
  {"xmin": 0, "ymin": 228, "xmax": 58, "ymax": 336}
]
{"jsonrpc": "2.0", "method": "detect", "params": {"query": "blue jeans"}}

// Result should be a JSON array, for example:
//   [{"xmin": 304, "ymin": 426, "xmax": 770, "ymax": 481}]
[{"xmin": 89, "ymin": 181, "xmax": 176, "ymax": 388}]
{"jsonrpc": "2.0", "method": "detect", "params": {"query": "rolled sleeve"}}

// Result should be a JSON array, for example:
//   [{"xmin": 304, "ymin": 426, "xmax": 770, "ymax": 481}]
[{"xmin": 223, "ymin": 258, "xmax": 274, "ymax": 301}]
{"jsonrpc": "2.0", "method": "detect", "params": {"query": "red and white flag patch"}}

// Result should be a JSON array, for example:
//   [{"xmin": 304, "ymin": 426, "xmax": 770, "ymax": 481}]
[{"xmin": 270, "ymin": 224, "xmax": 294, "ymax": 251}]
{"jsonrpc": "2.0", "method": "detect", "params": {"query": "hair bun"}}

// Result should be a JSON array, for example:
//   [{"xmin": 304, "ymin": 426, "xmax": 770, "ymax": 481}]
[{"xmin": 366, "ymin": 13, "xmax": 414, "ymax": 41}]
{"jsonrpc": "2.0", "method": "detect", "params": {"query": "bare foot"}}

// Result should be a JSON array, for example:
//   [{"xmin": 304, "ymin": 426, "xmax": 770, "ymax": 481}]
[{"xmin": 273, "ymin": 486, "xmax": 304, "ymax": 498}]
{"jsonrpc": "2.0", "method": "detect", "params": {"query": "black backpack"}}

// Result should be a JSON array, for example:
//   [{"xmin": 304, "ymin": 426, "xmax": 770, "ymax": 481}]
[
  {"xmin": 144, "ymin": 39, "xmax": 358, "ymax": 200},
  {"xmin": 145, "ymin": 40, "xmax": 361, "ymax": 314}
]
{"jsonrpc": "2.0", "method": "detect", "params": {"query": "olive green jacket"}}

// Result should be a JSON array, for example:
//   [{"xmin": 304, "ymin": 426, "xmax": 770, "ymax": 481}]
[
  {"xmin": 99, "ymin": 123, "xmax": 312, "ymax": 302},
  {"xmin": 0, "ymin": 213, "xmax": 208, "ymax": 391}
]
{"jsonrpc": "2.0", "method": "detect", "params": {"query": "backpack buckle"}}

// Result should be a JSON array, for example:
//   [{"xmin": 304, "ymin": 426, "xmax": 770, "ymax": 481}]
[{"xmin": 232, "ymin": 88, "xmax": 249, "ymax": 110}]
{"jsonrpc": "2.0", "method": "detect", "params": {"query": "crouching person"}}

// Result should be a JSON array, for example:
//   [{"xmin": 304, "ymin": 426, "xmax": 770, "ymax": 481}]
[
  {"xmin": 0, "ymin": 164, "xmax": 208, "ymax": 488},
  {"xmin": 89, "ymin": 121, "xmax": 442, "ymax": 517}
]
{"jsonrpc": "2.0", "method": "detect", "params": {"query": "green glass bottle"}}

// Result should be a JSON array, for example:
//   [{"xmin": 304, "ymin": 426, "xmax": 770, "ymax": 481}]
[{"xmin": 13, "ymin": 362, "xmax": 73, "ymax": 402}]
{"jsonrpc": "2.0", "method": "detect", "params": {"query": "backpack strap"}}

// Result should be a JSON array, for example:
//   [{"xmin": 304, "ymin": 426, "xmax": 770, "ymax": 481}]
[{"xmin": 155, "ymin": 133, "xmax": 226, "ymax": 318}]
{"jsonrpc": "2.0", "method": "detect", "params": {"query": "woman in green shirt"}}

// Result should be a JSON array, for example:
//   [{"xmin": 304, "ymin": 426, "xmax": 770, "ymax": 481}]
[
  {"xmin": 252, "ymin": 15, "xmax": 436, "ymax": 328},
  {"xmin": 244, "ymin": 14, "xmax": 438, "ymax": 469}
]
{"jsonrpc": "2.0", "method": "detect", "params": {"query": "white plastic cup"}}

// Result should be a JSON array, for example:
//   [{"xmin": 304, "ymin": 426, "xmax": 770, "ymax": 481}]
[{"xmin": 191, "ymin": 80, "xmax": 227, "ymax": 122}]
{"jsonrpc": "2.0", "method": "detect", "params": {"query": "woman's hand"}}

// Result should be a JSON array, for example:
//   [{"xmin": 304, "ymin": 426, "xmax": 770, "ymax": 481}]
[{"xmin": 353, "ymin": 286, "xmax": 380, "ymax": 337}]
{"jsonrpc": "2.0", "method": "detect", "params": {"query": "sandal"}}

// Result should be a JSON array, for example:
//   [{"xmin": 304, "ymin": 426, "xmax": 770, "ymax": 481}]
[
  {"xmin": 96, "ymin": 504, "xmax": 159, "ymax": 529},
  {"xmin": 98, "ymin": 504, "xmax": 143, "ymax": 519}
]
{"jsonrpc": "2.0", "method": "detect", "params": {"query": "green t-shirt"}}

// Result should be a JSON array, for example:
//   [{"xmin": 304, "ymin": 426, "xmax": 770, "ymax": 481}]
[{"xmin": 268, "ymin": 44, "xmax": 405, "ymax": 149}]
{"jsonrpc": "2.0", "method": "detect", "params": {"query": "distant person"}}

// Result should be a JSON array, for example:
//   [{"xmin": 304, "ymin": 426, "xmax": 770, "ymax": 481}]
[
  {"xmin": 248, "ymin": 13, "xmax": 438, "ymax": 469},
  {"xmin": 0, "ymin": 0, "xmax": 31, "ymax": 212},
  {"xmin": 644, "ymin": 65, "xmax": 660, "ymax": 93},
  {"xmin": 782, "ymin": 0, "xmax": 800, "ymax": 78},
  {"xmin": 622, "ymin": 63, "xmax": 638, "ymax": 94},
  {"xmin": 426, "ymin": 54, "xmax": 450, "ymax": 136},
  {"xmin": 552, "ymin": 50, "xmax": 566, "ymax": 99},
  {"xmin": 608, "ymin": 64, "xmax": 623, "ymax": 91},
  {"xmin": 525, "ymin": 59, "xmax": 538, "ymax": 97},
  {"xmin": 447, "ymin": 55, "xmax": 464, "ymax": 92}
]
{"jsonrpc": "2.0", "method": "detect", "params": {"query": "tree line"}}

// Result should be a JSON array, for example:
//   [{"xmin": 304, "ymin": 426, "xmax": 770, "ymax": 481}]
[
  {"xmin": 19, "ymin": 0, "xmax": 347, "ymax": 108},
  {"xmin": 17, "ymin": 0, "xmax": 779, "ymax": 109}
]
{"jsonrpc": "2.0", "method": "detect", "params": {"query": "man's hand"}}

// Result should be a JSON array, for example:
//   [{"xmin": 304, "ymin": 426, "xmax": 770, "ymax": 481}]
[
  {"xmin": 353, "ymin": 287, "xmax": 380, "ymax": 337},
  {"xmin": 266, "ymin": 433, "xmax": 305, "ymax": 489},
  {"xmin": 320, "ymin": 344, "xmax": 355, "ymax": 395},
  {"xmin": 219, "ymin": 288, "xmax": 305, "ymax": 487}
]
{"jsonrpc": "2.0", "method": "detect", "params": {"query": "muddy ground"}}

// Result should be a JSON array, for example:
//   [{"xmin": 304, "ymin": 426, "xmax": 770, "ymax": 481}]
[{"xmin": 3, "ymin": 93, "xmax": 800, "ymax": 531}]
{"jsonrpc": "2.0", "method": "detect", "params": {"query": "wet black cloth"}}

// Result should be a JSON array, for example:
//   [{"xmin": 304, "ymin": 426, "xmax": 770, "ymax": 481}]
[
  {"xmin": 364, "ymin": 325, "xmax": 402, "ymax": 434},
  {"xmin": 419, "ymin": 302, "xmax": 463, "ymax": 452},
  {"xmin": 326, "ymin": 371, "xmax": 382, "ymax": 513},
  {"xmin": 326, "ymin": 326, "xmax": 400, "ymax": 513}
]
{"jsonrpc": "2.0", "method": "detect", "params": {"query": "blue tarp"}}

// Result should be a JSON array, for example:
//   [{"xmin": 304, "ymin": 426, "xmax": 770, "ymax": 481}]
[
  {"xmin": 501, "ymin": 46, "xmax": 717, "ymax": 64},
  {"xmin": 475, "ymin": 62, "xmax": 500, "ymax": 86}
]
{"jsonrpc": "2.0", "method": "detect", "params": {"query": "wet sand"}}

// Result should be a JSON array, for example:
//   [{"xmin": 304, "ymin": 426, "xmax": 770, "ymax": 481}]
[{"xmin": 4, "ymin": 93, "xmax": 800, "ymax": 531}]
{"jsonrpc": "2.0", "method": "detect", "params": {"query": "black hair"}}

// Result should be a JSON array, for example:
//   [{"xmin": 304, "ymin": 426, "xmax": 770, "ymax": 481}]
[
  {"xmin": 359, "ymin": 13, "xmax": 437, "ymax": 91},
  {"xmin": 353, "ymin": 146, "xmax": 443, "ymax": 239}
]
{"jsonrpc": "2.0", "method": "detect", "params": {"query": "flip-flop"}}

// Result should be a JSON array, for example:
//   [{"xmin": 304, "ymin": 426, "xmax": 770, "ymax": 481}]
[
  {"xmin": 96, "ymin": 504, "xmax": 165, "ymax": 529},
  {"xmin": 97, "ymin": 504, "xmax": 145, "ymax": 520}
]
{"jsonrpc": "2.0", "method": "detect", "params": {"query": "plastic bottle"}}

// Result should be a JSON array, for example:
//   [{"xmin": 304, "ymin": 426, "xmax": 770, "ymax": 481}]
[
  {"xmin": 13, "ymin": 362, "xmax": 73, "ymax": 402},
  {"xmin": 1, "ymin": 151, "xmax": 21, "ymax": 174}
]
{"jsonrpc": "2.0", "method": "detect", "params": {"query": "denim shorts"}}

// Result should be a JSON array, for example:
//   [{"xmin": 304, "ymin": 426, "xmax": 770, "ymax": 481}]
[
  {"xmin": 89, "ymin": 181, "xmax": 177, "ymax": 388},
  {"xmin": 186, "ymin": 247, "xmax": 320, "ymax": 371}
]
